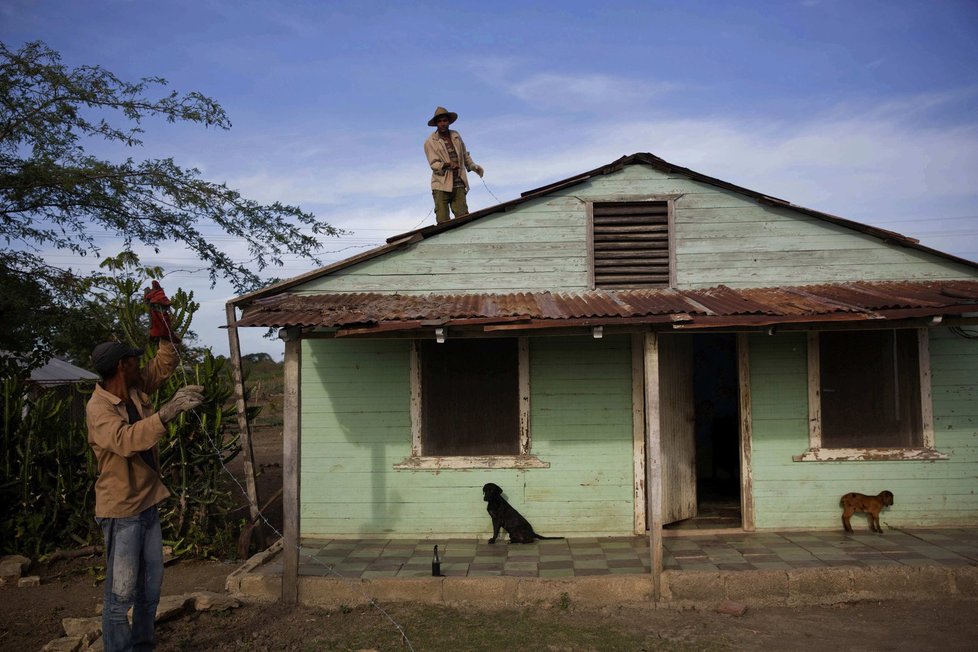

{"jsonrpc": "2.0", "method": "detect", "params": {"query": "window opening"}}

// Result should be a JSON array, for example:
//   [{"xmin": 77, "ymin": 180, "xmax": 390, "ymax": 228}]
[
  {"xmin": 420, "ymin": 338, "xmax": 519, "ymax": 456},
  {"xmin": 819, "ymin": 329, "xmax": 922, "ymax": 448}
]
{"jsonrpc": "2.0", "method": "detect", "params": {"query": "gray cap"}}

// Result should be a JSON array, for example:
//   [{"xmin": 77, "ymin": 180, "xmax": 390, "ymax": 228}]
[{"xmin": 91, "ymin": 342, "xmax": 143, "ymax": 377}]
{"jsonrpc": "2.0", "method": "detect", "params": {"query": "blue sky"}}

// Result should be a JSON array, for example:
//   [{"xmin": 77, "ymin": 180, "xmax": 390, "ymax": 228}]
[{"xmin": 3, "ymin": 0, "xmax": 978, "ymax": 358}]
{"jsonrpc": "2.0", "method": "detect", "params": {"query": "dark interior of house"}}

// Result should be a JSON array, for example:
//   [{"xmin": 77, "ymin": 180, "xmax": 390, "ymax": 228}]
[{"xmin": 669, "ymin": 333, "xmax": 742, "ymax": 530}]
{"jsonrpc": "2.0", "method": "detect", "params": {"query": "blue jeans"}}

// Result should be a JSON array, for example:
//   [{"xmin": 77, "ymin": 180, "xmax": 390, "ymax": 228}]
[{"xmin": 97, "ymin": 505, "xmax": 163, "ymax": 652}]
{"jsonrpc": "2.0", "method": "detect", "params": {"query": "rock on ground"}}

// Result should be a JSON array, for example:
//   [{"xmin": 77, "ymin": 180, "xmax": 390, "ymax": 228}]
[{"xmin": 0, "ymin": 554, "xmax": 31, "ymax": 584}]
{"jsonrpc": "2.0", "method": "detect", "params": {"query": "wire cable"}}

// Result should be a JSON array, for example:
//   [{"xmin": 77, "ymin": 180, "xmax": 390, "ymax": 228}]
[
  {"xmin": 407, "ymin": 207, "xmax": 434, "ymax": 232},
  {"xmin": 156, "ymin": 315, "xmax": 416, "ymax": 651},
  {"xmin": 479, "ymin": 176, "xmax": 502, "ymax": 204}
]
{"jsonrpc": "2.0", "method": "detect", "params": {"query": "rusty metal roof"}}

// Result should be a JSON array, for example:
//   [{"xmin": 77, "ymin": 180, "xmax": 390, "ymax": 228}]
[{"xmin": 235, "ymin": 280, "xmax": 978, "ymax": 334}]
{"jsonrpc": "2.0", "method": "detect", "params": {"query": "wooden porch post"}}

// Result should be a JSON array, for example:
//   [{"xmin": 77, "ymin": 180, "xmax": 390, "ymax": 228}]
[
  {"xmin": 643, "ymin": 331, "xmax": 663, "ymax": 601},
  {"xmin": 281, "ymin": 328, "xmax": 302, "ymax": 605},
  {"xmin": 224, "ymin": 303, "xmax": 264, "ymax": 548}
]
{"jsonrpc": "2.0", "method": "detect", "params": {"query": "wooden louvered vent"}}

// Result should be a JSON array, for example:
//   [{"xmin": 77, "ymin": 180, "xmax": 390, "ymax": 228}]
[{"xmin": 591, "ymin": 201, "xmax": 670, "ymax": 289}]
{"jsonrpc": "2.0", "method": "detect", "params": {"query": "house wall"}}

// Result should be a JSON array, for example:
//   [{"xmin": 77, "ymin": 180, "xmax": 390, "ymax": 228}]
[
  {"xmin": 749, "ymin": 328, "xmax": 978, "ymax": 529},
  {"xmin": 292, "ymin": 165, "xmax": 974, "ymax": 295},
  {"xmin": 299, "ymin": 335, "xmax": 635, "ymax": 538}
]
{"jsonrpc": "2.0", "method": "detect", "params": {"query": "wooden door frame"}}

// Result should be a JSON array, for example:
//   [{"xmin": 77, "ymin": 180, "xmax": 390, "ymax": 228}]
[
  {"xmin": 633, "ymin": 332, "xmax": 756, "ymax": 537},
  {"xmin": 737, "ymin": 333, "xmax": 756, "ymax": 531},
  {"xmin": 631, "ymin": 333, "xmax": 647, "ymax": 535}
]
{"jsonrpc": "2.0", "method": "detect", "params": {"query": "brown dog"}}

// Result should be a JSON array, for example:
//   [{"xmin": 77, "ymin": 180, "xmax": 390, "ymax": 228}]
[{"xmin": 840, "ymin": 490, "xmax": 894, "ymax": 533}]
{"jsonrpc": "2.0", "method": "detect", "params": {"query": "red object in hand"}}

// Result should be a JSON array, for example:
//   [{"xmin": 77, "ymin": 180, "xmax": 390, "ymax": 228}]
[
  {"xmin": 144, "ymin": 281, "xmax": 178, "ymax": 341},
  {"xmin": 144, "ymin": 280, "xmax": 171, "ymax": 308}
]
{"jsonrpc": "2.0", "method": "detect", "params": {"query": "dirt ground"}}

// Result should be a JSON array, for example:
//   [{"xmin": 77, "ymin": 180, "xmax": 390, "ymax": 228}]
[
  {"xmin": 3, "ymin": 557, "xmax": 978, "ymax": 651},
  {"xmin": 5, "ymin": 426, "xmax": 978, "ymax": 651}
]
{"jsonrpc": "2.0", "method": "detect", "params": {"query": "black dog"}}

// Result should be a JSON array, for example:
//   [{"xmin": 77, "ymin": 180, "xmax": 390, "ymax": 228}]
[{"xmin": 482, "ymin": 482, "xmax": 562, "ymax": 544}]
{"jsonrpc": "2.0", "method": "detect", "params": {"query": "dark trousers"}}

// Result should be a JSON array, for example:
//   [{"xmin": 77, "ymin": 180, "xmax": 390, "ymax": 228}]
[{"xmin": 432, "ymin": 186, "xmax": 468, "ymax": 224}]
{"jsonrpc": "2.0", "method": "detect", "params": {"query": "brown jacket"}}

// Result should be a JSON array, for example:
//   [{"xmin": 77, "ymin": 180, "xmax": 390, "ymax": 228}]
[
  {"xmin": 86, "ymin": 341, "xmax": 178, "ymax": 518},
  {"xmin": 424, "ymin": 129, "xmax": 478, "ymax": 192}
]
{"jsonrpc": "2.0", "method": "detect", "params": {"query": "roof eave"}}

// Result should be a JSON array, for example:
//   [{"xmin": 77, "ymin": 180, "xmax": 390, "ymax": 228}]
[
  {"xmin": 228, "ymin": 233, "xmax": 423, "ymax": 307},
  {"xmin": 237, "ymin": 305, "xmax": 977, "ymax": 334}
]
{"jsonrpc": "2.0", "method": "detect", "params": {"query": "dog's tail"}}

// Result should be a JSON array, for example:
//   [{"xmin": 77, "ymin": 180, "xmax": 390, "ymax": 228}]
[{"xmin": 532, "ymin": 532, "xmax": 564, "ymax": 540}]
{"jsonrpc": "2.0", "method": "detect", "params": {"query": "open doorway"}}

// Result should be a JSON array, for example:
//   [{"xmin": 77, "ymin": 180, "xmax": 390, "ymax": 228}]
[
  {"xmin": 664, "ymin": 333, "xmax": 741, "ymax": 531},
  {"xmin": 692, "ymin": 333, "xmax": 741, "ymax": 527}
]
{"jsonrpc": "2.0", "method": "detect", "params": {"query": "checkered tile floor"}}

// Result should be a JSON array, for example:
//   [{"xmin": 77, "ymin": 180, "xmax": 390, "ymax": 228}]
[{"xmin": 269, "ymin": 529, "xmax": 978, "ymax": 579}]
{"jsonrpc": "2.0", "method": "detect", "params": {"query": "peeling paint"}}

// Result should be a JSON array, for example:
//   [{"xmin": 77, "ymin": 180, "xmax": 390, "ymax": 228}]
[
  {"xmin": 393, "ymin": 454, "xmax": 550, "ymax": 470},
  {"xmin": 792, "ymin": 447, "xmax": 950, "ymax": 462}
]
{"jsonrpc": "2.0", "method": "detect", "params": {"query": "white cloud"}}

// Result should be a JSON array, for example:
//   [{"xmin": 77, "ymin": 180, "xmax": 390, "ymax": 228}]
[
  {"xmin": 468, "ymin": 57, "xmax": 683, "ymax": 110},
  {"xmin": 507, "ymin": 73, "xmax": 681, "ymax": 109},
  {"xmin": 98, "ymin": 84, "xmax": 978, "ymax": 357}
]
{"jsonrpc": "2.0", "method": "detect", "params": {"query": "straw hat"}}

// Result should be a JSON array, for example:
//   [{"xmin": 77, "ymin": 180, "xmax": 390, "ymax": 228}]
[{"xmin": 427, "ymin": 106, "xmax": 458, "ymax": 127}]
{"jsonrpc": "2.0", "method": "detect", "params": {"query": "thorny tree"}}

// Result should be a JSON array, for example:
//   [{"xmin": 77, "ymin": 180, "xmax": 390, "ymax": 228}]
[{"xmin": 0, "ymin": 40, "xmax": 339, "ymax": 366}]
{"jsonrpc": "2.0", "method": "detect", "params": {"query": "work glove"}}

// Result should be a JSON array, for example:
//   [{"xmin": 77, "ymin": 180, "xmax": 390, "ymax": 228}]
[
  {"xmin": 144, "ymin": 281, "xmax": 179, "ymax": 342},
  {"xmin": 158, "ymin": 385, "xmax": 205, "ymax": 424},
  {"xmin": 473, "ymin": 164, "xmax": 484, "ymax": 178}
]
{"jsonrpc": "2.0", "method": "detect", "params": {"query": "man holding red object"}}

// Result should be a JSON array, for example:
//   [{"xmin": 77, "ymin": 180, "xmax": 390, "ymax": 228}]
[{"xmin": 87, "ymin": 281, "xmax": 204, "ymax": 651}]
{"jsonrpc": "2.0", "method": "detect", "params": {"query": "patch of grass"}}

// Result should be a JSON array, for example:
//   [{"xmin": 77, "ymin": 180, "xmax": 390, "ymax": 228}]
[
  {"xmin": 557, "ymin": 591, "xmax": 571, "ymax": 610},
  {"xmin": 161, "ymin": 601, "xmax": 734, "ymax": 651},
  {"xmin": 309, "ymin": 605, "xmax": 698, "ymax": 652}
]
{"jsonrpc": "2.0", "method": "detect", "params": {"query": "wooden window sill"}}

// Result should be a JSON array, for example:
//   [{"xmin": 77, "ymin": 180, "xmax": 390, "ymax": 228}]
[
  {"xmin": 792, "ymin": 447, "xmax": 949, "ymax": 462},
  {"xmin": 394, "ymin": 455, "xmax": 550, "ymax": 470}
]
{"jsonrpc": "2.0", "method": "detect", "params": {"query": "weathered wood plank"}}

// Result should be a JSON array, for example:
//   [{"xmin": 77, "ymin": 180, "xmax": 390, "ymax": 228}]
[
  {"xmin": 593, "ymin": 203, "xmax": 669, "ymax": 216},
  {"xmin": 677, "ymin": 233, "xmax": 879, "ymax": 254},
  {"xmin": 675, "ymin": 192, "xmax": 761, "ymax": 210},
  {"xmin": 737, "ymin": 333, "xmax": 755, "ymax": 531},
  {"xmin": 679, "ymin": 262, "xmax": 972, "ymax": 288},
  {"xmin": 595, "ymin": 224, "xmax": 669, "ymax": 234},
  {"xmin": 595, "ymin": 253, "xmax": 669, "ymax": 264},
  {"xmin": 304, "ymin": 271, "xmax": 590, "ymax": 293},
  {"xmin": 597, "ymin": 274, "xmax": 669, "ymax": 284},
  {"xmin": 594, "ymin": 231, "xmax": 669, "ymax": 241},
  {"xmin": 658, "ymin": 334, "xmax": 696, "ymax": 524},
  {"xmin": 643, "ymin": 332, "xmax": 663, "ymax": 600},
  {"xmin": 282, "ymin": 330, "xmax": 301, "ymax": 605},
  {"xmin": 594, "ymin": 214, "xmax": 668, "ymax": 224},
  {"xmin": 225, "ymin": 305, "xmax": 263, "ymax": 547},
  {"xmin": 632, "ymin": 333, "xmax": 647, "ymax": 535}
]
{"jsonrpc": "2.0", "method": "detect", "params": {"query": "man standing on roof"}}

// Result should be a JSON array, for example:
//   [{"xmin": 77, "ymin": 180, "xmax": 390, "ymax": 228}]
[
  {"xmin": 87, "ymin": 281, "xmax": 205, "ymax": 652},
  {"xmin": 424, "ymin": 106, "xmax": 484, "ymax": 224}
]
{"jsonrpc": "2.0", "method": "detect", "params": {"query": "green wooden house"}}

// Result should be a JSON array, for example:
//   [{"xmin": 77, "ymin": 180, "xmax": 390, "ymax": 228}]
[{"xmin": 230, "ymin": 153, "xmax": 978, "ymax": 555}]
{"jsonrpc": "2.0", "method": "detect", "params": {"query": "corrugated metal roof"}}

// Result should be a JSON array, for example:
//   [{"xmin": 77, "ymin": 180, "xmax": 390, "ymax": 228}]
[
  {"xmin": 30, "ymin": 358, "xmax": 100, "ymax": 386},
  {"xmin": 235, "ymin": 280, "xmax": 978, "ymax": 333}
]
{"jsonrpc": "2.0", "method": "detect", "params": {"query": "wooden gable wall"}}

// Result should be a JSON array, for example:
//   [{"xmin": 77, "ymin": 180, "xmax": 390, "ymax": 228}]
[{"xmin": 292, "ymin": 164, "xmax": 975, "ymax": 295}]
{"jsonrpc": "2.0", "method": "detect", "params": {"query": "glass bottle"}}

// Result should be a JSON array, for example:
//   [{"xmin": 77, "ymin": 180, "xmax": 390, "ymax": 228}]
[{"xmin": 431, "ymin": 545, "xmax": 441, "ymax": 576}]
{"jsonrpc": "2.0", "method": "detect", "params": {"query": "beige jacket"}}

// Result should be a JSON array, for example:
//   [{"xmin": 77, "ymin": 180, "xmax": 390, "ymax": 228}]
[
  {"xmin": 86, "ymin": 341, "xmax": 178, "ymax": 518},
  {"xmin": 424, "ymin": 129, "xmax": 478, "ymax": 192}
]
